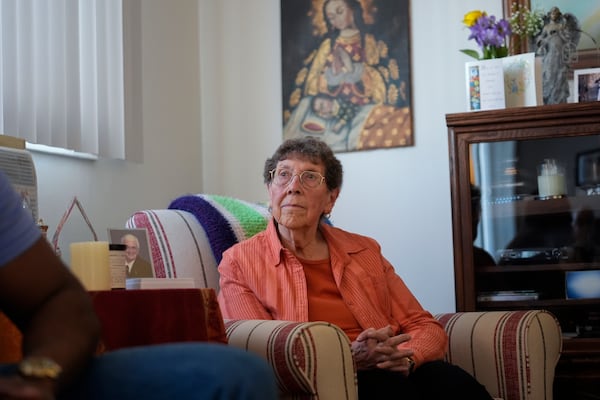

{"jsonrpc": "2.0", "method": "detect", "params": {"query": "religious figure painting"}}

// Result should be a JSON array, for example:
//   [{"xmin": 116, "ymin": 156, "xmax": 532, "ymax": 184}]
[{"xmin": 281, "ymin": 0, "xmax": 413, "ymax": 153}]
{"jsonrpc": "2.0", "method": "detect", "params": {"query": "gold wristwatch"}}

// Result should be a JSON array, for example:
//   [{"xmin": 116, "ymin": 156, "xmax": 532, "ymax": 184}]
[{"xmin": 18, "ymin": 357, "xmax": 63, "ymax": 379}]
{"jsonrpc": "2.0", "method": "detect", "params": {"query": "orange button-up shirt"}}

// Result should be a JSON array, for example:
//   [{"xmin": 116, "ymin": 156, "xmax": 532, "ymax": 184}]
[{"xmin": 217, "ymin": 219, "xmax": 448, "ymax": 367}]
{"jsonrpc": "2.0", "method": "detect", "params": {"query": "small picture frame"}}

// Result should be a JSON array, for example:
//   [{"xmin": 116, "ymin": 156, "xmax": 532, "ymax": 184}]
[
  {"xmin": 108, "ymin": 228, "xmax": 155, "ymax": 278},
  {"xmin": 576, "ymin": 148, "xmax": 600, "ymax": 188},
  {"xmin": 566, "ymin": 270, "xmax": 600, "ymax": 299},
  {"xmin": 574, "ymin": 67, "xmax": 600, "ymax": 103}
]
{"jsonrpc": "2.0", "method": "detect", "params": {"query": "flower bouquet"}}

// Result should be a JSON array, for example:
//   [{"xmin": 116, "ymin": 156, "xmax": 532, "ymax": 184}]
[{"xmin": 461, "ymin": 10, "xmax": 511, "ymax": 60}]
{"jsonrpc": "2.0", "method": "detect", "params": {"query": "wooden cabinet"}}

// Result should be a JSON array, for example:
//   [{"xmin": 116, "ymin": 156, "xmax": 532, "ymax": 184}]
[{"xmin": 446, "ymin": 102, "xmax": 600, "ymax": 399}]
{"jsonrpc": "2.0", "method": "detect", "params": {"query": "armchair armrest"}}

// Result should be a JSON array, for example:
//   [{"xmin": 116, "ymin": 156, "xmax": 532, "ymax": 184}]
[
  {"xmin": 225, "ymin": 319, "xmax": 357, "ymax": 400},
  {"xmin": 435, "ymin": 310, "xmax": 562, "ymax": 400}
]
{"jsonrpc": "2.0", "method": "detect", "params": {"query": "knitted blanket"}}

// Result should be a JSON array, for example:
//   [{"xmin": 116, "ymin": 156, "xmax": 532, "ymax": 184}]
[{"xmin": 168, "ymin": 194, "xmax": 270, "ymax": 264}]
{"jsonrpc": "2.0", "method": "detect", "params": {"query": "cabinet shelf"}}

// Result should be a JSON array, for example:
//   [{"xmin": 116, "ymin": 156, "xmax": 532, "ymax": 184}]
[
  {"xmin": 478, "ymin": 298, "xmax": 600, "ymax": 309},
  {"xmin": 486, "ymin": 195, "xmax": 600, "ymax": 218},
  {"xmin": 447, "ymin": 103, "xmax": 600, "ymax": 398},
  {"xmin": 476, "ymin": 263, "xmax": 600, "ymax": 273}
]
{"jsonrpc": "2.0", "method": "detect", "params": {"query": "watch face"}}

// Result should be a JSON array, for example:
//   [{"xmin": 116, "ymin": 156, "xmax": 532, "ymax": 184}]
[{"xmin": 18, "ymin": 357, "xmax": 62, "ymax": 379}]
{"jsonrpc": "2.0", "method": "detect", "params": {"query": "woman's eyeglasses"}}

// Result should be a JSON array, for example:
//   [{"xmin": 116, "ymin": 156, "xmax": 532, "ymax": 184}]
[{"xmin": 269, "ymin": 168, "xmax": 325, "ymax": 189}]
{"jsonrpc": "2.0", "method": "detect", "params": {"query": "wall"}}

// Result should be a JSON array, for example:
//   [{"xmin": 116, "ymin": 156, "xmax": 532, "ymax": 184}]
[{"xmin": 31, "ymin": 0, "xmax": 504, "ymax": 313}]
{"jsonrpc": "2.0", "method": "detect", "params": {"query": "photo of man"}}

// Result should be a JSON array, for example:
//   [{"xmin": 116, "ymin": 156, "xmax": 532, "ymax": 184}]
[{"xmin": 108, "ymin": 229, "xmax": 155, "ymax": 278}]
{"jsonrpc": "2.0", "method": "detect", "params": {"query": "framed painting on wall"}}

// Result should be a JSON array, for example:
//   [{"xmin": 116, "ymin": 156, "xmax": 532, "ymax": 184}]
[
  {"xmin": 281, "ymin": 0, "xmax": 413, "ymax": 153},
  {"xmin": 503, "ymin": 0, "xmax": 600, "ymax": 70}
]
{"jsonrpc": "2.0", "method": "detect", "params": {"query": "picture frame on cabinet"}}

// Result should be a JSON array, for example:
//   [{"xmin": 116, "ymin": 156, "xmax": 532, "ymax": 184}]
[
  {"xmin": 574, "ymin": 67, "xmax": 600, "ymax": 102},
  {"xmin": 566, "ymin": 270, "xmax": 600, "ymax": 299}
]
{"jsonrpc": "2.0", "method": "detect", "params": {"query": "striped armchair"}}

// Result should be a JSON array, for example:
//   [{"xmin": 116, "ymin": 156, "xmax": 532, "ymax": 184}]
[
  {"xmin": 436, "ymin": 310, "xmax": 562, "ymax": 400},
  {"xmin": 125, "ymin": 194, "xmax": 562, "ymax": 400}
]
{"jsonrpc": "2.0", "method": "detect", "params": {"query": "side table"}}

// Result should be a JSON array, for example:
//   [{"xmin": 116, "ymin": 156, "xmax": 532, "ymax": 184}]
[{"xmin": 0, "ymin": 288, "xmax": 227, "ymax": 362}]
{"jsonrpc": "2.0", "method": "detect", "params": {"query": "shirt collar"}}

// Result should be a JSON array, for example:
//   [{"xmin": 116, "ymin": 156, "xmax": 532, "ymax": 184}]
[{"xmin": 263, "ymin": 218, "xmax": 365, "ymax": 267}]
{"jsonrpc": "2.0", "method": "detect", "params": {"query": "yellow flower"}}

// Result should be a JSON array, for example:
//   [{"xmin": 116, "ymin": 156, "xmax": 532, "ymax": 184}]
[
  {"xmin": 377, "ymin": 40, "xmax": 388, "ymax": 58},
  {"xmin": 388, "ymin": 59, "xmax": 399, "ymax": 80},
  {"xmin": 462, "ymin": 10, "xmax": 486, "ymax": 27},
  {"xmin": 289, "ymin": 89, "xmax": 302, "ymax": 107},
  {"xmin": 378, "ymin": 66, "xmax": 390, "ymax": 82},
  {"xmin": 365, "ymin": 34, "xmax": 379, "ymax": 66},
  {"xmin": 388, "ymin": 84, "xmax": 399, "ymax": 104},
  {"xmin": 303, "ymin": 50, "xmax": 316, "ymax": 65},
  {"xmin": 295, "ymin": 68, "xmax": 308, "ymax": 86}
]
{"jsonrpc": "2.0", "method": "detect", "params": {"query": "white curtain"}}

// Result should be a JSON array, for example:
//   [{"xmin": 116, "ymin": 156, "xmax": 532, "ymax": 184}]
[{"xmin": 0, "ymin": 0, "xmax": 125, "ymax": 159}]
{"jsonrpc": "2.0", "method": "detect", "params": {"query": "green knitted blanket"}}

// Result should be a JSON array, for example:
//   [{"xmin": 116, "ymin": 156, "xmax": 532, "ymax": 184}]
[{"xmin": 168, "ymin": 194, "xmax": 270, "ymax": 263}]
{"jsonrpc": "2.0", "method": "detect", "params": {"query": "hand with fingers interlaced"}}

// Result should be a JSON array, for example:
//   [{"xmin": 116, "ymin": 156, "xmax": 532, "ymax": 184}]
[{"xmin": 350, "ymin": 325, "xmax": 415, "ymax": 375}]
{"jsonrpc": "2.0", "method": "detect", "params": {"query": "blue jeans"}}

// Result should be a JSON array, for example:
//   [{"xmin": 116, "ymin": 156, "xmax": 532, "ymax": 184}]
[{"xmin": 3, "ymin": 343, "xmax": 279, "ymax": 400}]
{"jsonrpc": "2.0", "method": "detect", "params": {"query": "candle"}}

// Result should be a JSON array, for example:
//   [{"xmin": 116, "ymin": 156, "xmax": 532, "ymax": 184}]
[
  {"xmin": 537, "ymin": 159, "xmax": 566, "ymax": 198},
  {"xmin": 537, "ymin": 174, "xmax": 566, "ymax": 198},
  {"xmin": 70, "ymin": 241, "xmax": 111, "ymax": 291}
]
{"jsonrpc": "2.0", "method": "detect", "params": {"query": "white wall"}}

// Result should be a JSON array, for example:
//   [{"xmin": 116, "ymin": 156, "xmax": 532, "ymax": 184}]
[{"xmin": 32, "ymin": 0, "xmax": 503, "ymax": 313}]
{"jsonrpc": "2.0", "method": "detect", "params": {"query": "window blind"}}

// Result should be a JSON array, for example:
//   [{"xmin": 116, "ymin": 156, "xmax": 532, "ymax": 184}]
[{"xmin": 0, "ymin": 0, "xmax": 125, "ymax": 159}]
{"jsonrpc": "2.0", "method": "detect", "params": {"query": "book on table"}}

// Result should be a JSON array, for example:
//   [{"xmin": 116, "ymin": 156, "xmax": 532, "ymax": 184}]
[
  {"xmin": 125, "ymin": 277, "xmax": 196, "ymax": 290},
  {"xmin": 477, "ymin": 290, "xmax": 539, "ymax": 302}
]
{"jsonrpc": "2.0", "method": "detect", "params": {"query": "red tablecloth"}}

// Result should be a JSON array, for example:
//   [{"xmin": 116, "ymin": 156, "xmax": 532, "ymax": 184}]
[
  {"xmin": 0, "ymin": 288, "xmax": 227, "ymax": 362},
  {"xmin": 91, "ymin": 288, "xmax": 227, "ymax": 352}
]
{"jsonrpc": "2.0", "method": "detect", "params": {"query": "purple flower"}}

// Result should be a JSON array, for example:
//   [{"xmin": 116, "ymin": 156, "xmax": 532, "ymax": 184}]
[
  {"xmin": 461, "ymin": 11, "xmax": 512, "ymax": 59},
  {"xmin": 469, "ymin": 15, "xmax": 511, "ymax": 47}
]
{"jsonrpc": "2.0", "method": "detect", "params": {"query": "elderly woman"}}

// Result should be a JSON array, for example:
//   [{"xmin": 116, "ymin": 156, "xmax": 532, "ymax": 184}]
[{"xmin": 217, "ymin": 137, "xmax": 492, "ymax": 399}]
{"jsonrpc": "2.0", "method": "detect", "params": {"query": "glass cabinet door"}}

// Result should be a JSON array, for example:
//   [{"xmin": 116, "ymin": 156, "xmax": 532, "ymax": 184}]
[
  {"xmin": 469, "ymin": 134, "xmax": 600, "ymax": 334},
  {"xmin": 472, "ymin": 135, "xmax": 600, "ymax": 267},
  {"xmin": 447, "ymin": 103, "xmax": 600, "ymax": 397}
]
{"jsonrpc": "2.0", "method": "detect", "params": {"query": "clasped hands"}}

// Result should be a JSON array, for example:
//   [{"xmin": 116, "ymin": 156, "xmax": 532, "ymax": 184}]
[{"xmin": 351, "ymin": 325, "xmax": 415, "ymax": 375}]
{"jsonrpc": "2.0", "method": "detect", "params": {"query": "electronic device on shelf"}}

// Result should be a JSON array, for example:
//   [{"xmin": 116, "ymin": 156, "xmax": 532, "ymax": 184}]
[
  {"xmin": 477, "ymin": 290, "xmax": 539, "ymax": 302},
  {"xmin": 498, "ymin": 247, "xmax": 573, "ymax": 265}
]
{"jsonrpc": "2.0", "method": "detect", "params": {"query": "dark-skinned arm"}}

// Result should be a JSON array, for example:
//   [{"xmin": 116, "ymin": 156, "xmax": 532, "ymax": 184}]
[{"xmin": 0, "ymin": 237, "xmax": 101, "ymax": 398}]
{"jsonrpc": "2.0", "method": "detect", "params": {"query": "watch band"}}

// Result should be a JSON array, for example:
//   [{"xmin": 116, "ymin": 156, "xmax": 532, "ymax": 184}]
[{"xmin": 18, "ymin": 357, "xmax": 63, "ymax": 379}]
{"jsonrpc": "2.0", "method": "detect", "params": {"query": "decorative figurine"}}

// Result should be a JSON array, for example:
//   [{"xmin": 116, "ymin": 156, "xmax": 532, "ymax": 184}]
[{"xmin": 534, "ymin": 7, "xmax": 581, "ymax": 104}]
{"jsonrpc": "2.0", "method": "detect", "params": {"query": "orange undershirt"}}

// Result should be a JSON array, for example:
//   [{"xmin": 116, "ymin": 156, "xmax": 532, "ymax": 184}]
[{"xmin": 300, "ymin": 257, "xmax": 363, "ymax": 341}]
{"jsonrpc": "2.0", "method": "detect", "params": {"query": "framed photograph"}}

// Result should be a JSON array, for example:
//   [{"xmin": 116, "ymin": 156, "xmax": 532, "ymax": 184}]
[
  {"xmin": 574, "ymin": 67, "xmax": 600, "ymax": 102},
  {"xmin": 576, "ymin": 147, "xmax": 600, "ymax": 189},
  {"xmin": 107, "ymin": 228, "xmax": 155, "ymax": 278},
  {"xmin": 503, "ymin": 0, "xmax": 600, "ymax": 70},
  {"xmin": 566, "ymin": 270, "xmax": 600, "ymax": 299},
  {"xmin": 281, "ymin": 0, "xmax": 413, "ymax": 153}
]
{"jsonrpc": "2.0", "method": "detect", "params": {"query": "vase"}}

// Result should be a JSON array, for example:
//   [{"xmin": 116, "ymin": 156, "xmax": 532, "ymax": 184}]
[{"xmin": 509, "ymin": 34, "xmax": 538, "ymax": 56}]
